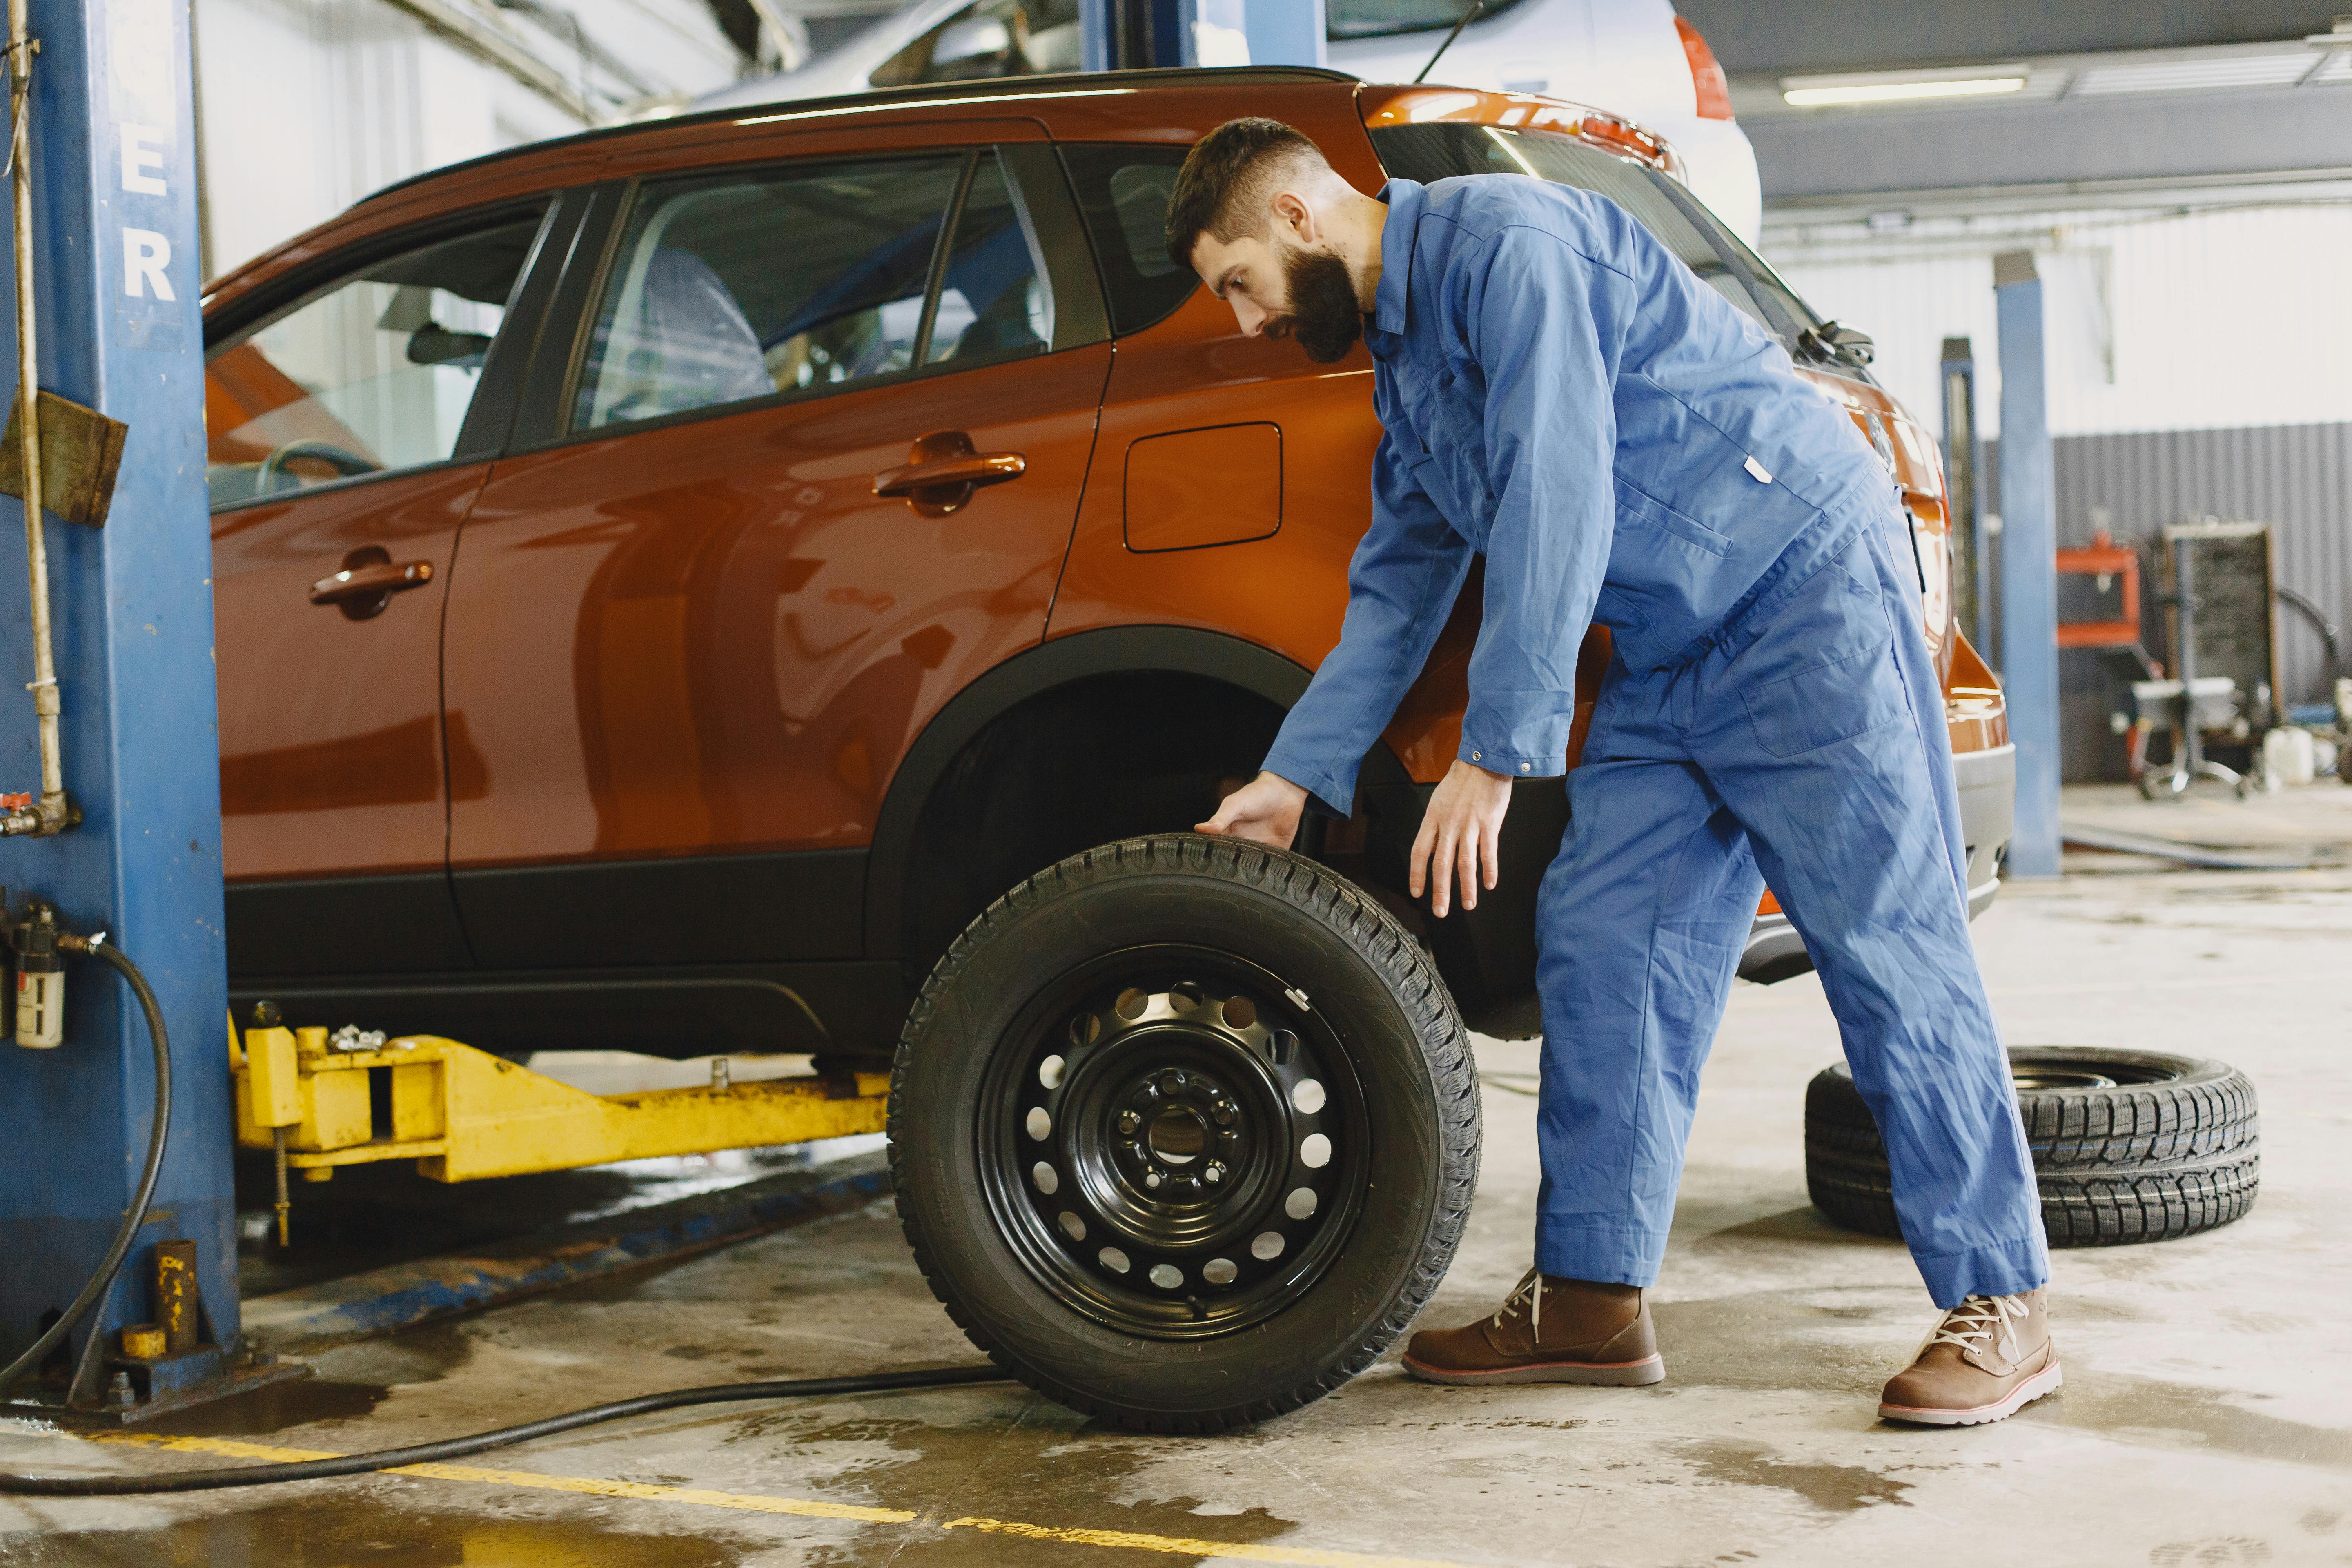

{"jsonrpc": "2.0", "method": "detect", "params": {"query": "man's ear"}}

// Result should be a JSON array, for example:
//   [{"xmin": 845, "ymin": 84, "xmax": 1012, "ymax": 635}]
[{"xmin": 1270, "ymin": 189, "xmax": 1315, "ymax": 244}]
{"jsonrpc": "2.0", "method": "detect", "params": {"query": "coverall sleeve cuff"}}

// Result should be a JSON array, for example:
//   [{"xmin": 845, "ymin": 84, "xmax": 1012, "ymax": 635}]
[
  {"xmin": 1260, "ymin": 754, "xmax": 1354, "ymax": 820},
  {"xmin": 1456, "ymin": 740, "xmax": 1564, "ymax": 779}
]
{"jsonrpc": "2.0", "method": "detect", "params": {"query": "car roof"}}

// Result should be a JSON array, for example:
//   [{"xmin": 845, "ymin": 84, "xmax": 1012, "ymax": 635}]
[{"xmin": 357, "ymin": 66, "xmax": 1363, "ymax": 210}]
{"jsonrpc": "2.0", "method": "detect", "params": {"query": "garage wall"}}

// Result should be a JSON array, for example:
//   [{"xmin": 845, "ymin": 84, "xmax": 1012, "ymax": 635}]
[
  {"xmin": 194, "ymin": 0, "xmax": 581, "ymax": 278},
  {"xmin": 1761, "ymin": 201, "xmax": 2352, "ymax": 442},
  {"xmin": 192, "ymin": 0, "xmax": 749, "ymax": 282}
]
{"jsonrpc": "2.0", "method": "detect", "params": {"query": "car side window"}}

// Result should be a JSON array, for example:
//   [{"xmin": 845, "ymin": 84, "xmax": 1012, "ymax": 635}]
[
  {"xmin": 1058, "ymin": 144, "xmax": 1198, "ymax": 337},
  {"xmin": 572, "ymin": 152, "xmax": 1052, "ymax": 433},
  {"xmin": 870, "ymin": 0, "xmax": 1082, "ymax": 87},
  {"xmin": 204, "ymin": 212, "xmax": 546, "ymax": 511}
]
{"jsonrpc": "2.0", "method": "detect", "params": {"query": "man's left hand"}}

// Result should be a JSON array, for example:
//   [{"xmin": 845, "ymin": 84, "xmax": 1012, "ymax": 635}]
[{"xmin": 1410, "ymin": 759, "xmax": 1515, "ymax": 917}]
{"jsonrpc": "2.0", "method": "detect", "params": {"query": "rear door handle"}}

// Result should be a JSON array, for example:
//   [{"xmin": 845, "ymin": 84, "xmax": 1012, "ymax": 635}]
[
  {"xmin": 312, "ymin": 548, "xmax": 434, "ymax": 620},
  {"xmin": 874, "ymin": 430, "xmax": 1025, "ymax": 517}
]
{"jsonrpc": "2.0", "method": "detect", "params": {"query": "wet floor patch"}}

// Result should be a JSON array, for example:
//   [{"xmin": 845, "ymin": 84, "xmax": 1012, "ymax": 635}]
[
  {"xmin": 0, "ymin": 1495, "xmax": 754, "ymax": 1568},
  {"xmin": 139, "ymin": 1323, "xmax": 478, "ymax": 1439},
  {"xmin": 136, "ymin": 1375, "xmax": 390, "ymax": 1437},
  {"xmin": 2050, "ymin": 1371, "xmax": 2352, "ymax": 1470},
  {"xmin": 727, "ymin": 1401, "xmax": 1301, "ymax": 1566},
  {"xmin": 1677, "ymin": 1439, "xmax": 1913, "ymax": 1512}
]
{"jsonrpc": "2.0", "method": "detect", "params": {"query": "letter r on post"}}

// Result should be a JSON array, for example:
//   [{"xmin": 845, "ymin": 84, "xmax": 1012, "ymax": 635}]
[{"xmin": 123, "ymin": 228, "xmax": 175, "ymax": 300}]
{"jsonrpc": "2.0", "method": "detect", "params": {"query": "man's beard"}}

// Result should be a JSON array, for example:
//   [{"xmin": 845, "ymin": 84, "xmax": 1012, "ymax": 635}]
[{"xmin": 1283, "ymin": 247, "xmax": 1363, "ymax": 365}]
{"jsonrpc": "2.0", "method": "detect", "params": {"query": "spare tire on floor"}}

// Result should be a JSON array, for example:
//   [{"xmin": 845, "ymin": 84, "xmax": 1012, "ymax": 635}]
[
  {"xmin": 891, "ymin": 835, "xmax": 1479, "ymax": 1433},
  {"xmin": 1806, "ymin": 1047, "xmax": 2258, "ymax": 1247}
]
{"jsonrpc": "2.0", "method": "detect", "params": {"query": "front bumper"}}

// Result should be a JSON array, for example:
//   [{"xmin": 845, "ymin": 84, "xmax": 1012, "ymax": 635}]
[{"xmin": 1739, "ymin": 742, "xmax": 2015, "ymax": 984}]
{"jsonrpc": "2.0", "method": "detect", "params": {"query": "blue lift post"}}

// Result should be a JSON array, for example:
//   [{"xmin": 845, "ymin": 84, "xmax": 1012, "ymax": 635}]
[
  {"xmin": 1084, "ymin": 0, "xmax": 1309, "ymax": 70},
  {"xmin": 1994, "ymin": 250, "xmax": 2061, "ymax": 879},
  {"xmin": 0, "ymin": 0, "xmax": 236, "ymax": 1411}
]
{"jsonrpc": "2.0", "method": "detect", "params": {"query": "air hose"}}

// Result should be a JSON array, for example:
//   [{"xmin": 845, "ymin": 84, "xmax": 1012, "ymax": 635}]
[
  {"xmin": 0, "ymin": 935, "xmax": 174, "ymax": 1403},
  {"xmin": 0, "ymin": 929, "xmax": 1009, "ymax": 1498},
  {"xmin": 0, "ymin": 1364, "xmax": 1011, "ymax": 1495}
]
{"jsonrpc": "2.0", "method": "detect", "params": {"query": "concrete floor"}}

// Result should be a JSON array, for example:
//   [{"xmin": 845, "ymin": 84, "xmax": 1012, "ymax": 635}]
[{"xmin": 5, "ymin": 855, "xmax": 2352, "ymax": 1564}]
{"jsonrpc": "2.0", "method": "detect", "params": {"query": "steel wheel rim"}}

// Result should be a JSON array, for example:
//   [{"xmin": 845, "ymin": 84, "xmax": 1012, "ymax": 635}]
[{"xmin": 976, "ymin": 944, "xmax": 1367, "ymax": 1340}]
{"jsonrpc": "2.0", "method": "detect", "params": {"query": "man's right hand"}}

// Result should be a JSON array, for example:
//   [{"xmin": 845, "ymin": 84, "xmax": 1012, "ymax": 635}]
[{"xmin": 1196, "ymin": 770, "xmax": 1310, "ymax": 849}]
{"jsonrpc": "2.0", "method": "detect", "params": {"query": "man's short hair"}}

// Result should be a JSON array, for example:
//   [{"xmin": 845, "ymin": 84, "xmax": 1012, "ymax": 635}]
[{"xmin": 1164, "ymin": 117, "xmax": 1334, "ymax": 270}]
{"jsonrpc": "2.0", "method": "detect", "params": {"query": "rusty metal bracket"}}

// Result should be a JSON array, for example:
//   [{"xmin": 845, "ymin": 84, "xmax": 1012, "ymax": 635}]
[{"xmin": 0, "ymin": 390, "xmax": 125, "ymax": 528}]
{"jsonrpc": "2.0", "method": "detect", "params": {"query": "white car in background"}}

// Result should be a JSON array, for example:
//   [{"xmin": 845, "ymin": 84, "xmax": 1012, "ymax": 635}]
[
  {"xmin": 1325, "ymin": 0, "xmax": 1760, "ymax": 242},
  {"xmin": 694, "ymin": 0, "xmax": 1760, "ymax": 243}
]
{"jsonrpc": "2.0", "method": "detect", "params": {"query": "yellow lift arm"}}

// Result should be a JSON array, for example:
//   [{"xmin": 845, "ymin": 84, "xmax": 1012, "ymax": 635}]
[{"xmin": 232, "ymin": 1025, "xmax": 888, "ymax": 1186}]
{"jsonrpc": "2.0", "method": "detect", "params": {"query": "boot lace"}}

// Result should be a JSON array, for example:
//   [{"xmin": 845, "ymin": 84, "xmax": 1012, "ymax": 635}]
[
  {"xmin": 1921, "ymin": 1293, "xmax": 2031, "ymax": 1364},
  {"xmin": 1496, "ymin": 1268, "xmax": 1545, "ymax": 1341}
]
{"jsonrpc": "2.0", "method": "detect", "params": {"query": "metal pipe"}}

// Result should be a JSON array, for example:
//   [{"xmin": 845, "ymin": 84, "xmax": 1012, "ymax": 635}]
[{"xmin": 3, "ymin": 0, "xmax": 62, "ymax": 839}]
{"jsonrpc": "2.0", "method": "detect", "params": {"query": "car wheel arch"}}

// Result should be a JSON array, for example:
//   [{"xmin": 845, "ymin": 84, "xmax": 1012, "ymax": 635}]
[{"xmin": 864, "ymin": 624, "xmax": 1416, "ymax": 972}]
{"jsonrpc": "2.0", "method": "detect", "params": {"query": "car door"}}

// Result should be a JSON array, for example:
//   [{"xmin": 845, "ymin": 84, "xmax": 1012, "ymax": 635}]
[
  {"xmin": 207, "ymin": 200, "xmax": 571, "ymax": 977},
  {"xmin": 441, "ymin": 127, "xmax": 1111, "ymax": 970}
]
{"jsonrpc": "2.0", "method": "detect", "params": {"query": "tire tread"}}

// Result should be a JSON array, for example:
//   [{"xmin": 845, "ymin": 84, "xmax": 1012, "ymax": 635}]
[{"xmin": 1804, "ymin": 1048, "xmax": 2258, "ymax": 1249}]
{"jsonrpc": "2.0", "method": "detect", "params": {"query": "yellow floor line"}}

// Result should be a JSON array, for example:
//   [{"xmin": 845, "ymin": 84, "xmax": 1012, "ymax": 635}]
[
  {"xmin": 938, "ymin": 1514, "xmax": 1469, "ymax": 1566},
  {"xmin": 66, "ymin": 1432, "xmax": 1470, "ymax": 1566}
]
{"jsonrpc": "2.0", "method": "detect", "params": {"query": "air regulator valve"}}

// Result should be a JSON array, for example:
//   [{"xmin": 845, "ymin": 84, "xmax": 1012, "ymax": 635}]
[{"xmin": 4, "ymin": 894, "xmax": 67, "ymax": 1048}]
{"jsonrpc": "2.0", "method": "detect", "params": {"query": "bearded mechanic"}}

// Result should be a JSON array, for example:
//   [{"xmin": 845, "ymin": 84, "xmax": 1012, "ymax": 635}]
[{"xmin": 1174, "ymin": 118, "xmax": 2058, "ymax": 1427}]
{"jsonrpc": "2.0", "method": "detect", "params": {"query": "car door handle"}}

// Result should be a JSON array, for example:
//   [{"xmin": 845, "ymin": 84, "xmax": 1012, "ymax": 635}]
[
  {"xmin": 311, "ymin": 553, "xmax": 433, "ymax": 620},
  {"xmin": 874, "ymin": 431, "xmax": 1025, "ymax": 517}
]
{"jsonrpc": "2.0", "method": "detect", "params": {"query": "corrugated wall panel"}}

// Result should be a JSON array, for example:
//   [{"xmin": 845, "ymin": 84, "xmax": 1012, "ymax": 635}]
[{"xmin": 1991, "ymin": 421, "xmax": 2351, "ymax": 712}]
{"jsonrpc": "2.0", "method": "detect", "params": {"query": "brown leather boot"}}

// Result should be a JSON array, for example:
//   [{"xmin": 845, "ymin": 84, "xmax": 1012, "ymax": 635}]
[
  {"xmin": 1878, "ymin": 1289, "xmax": 2062, "ymax": 1426},
  {"xmin": 1402, "ymin": 1270, "xmax": 1664, "ymax": 1386}
]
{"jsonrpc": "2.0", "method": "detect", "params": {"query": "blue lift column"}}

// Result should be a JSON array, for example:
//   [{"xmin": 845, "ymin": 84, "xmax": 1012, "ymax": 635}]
[
  {"xmin": 1994, "ymin": 250, "xmax": 2061, "ymax": 879},
  {"xmin": 0, "ymin": 0, "xmax": 234, "ymax": 1408},
  {"xmin": 1083, "ymin": 0, "xmax": 1281, "ymax": 69}
]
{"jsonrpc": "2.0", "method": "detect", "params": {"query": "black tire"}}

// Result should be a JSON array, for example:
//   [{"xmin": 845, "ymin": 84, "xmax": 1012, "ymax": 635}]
[
  {"xmin": 890, "ymin": 834, "xmax": 1478, "ymax": 1432},
  {"xmin": 1806, "ymin": 1047, "xmax": 2258, "ymax": 1247}
]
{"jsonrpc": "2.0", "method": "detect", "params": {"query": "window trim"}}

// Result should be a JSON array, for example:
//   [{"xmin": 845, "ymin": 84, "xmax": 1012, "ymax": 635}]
[
  {"xmin": 911, "ymin": 152, "xmax": 984, "ymax": 368},
  {"xmin": 203, "ymin": 195, "xmax": 568, "ymax": 515}
]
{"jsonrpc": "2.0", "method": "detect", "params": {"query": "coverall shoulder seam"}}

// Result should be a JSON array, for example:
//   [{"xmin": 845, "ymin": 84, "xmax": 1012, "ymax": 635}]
[{"xmin": 1437, "ymin": 211, "xmax": 1640, "ymax": 290}]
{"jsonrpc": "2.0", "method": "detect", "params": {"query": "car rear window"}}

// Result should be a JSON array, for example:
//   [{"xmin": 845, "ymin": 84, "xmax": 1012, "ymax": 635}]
[
  {"xmin": 1058, "ymin": 143, "xmax": 1198, "ymax": 337},
  {"xmin": 1368, "ymin": 123, "xmax": 1827, "ymax": 355}
]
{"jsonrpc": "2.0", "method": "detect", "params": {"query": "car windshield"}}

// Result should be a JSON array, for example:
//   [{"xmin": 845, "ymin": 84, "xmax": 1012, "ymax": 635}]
[{"xmin": 1368, "ymin": 122, "xmax": 1840, "ymax": 366}]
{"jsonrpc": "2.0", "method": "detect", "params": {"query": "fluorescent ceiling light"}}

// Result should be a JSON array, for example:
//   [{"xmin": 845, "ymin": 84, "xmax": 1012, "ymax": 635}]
[{"xmin": 1783, "ymin": 76, "xmax": 2025, "ymax": 106}]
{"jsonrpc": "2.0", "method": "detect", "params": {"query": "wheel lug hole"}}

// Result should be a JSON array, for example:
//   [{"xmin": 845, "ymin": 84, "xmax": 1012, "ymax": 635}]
[
  {"xmin": 1160, "ymin": 1070, "xmax": 1187, "ymax": 1094},
  {"xmin": 1117, "ymin": 1111, "xmax": 1140, "ymax": 1134}
]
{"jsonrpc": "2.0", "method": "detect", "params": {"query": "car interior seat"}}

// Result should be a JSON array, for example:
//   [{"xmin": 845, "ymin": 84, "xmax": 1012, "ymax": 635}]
[{"xmin": 598, "ymin": 247, "xmax": 773, "ymax": 422}]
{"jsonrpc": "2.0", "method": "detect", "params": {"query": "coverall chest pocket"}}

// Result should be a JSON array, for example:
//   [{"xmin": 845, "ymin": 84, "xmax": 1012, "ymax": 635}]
[{"xmin": 1737, "ymin": 568, "xmax": 1909, "ymax": 758}]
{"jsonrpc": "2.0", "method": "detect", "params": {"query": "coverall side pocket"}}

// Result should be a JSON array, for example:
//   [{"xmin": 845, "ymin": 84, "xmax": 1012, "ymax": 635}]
[
  {"xmin": 1738, "ymin": 627, "xmax": 1908, "ymax": 758},
  {"xmin": 1613, "ymin": 479, "xmax": 1735, "ymax": 558}
]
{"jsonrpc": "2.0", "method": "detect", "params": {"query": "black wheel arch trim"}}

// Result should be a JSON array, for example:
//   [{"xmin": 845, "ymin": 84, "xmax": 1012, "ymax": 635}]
[{"xmin": 863, "ymin": 624, "xmax": 1413, "ymax": 959}]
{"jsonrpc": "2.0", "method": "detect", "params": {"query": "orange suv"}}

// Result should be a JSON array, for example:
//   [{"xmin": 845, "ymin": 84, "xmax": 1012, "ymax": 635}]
[{"xmin": 205, "ymin": 67, "xmax": 2011, "ymax": 1428}]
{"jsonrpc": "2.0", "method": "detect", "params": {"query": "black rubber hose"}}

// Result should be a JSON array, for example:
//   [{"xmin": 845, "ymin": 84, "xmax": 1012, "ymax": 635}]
[
  {"xmin": 0, "ymin": 938, "xmax": 173, "ymax": 1400},
  {"xmin": 2276, "ymin": 584, "xmax": 2342, "ymax": 693},
  {"xmin": 0, "ymin": 1364, "xmax": 1009, "ymax": 1494}
]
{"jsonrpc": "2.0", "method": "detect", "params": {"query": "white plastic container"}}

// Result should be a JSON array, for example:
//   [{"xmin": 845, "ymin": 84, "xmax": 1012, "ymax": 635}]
[{"xmin": 2263, "ymin": 724, "xmax": 2317, "ymax": 786}]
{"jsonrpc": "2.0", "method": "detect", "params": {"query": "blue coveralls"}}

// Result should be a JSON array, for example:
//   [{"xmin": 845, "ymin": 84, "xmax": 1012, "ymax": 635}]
[{"xmin": 1260, "ymin": 176, "xmax": 2049, "ymax": 1309}]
